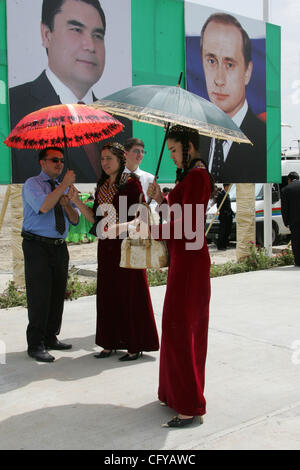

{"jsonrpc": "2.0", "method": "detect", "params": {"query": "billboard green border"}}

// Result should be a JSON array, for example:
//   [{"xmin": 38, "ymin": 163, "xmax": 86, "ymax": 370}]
[
  {"xmin": 131, "ymin": 0, "xmax": 185, "ymax": 183},
  {"xmin": 1, "ymin": 0, "xmax": 281, "ymax": 185},
  {"xmin": 266, "ymin": 22, "xmax": 281, "ymax": 183},
  {"xmin": 0, "ymin": 0, "xmax": 11, "ymax": 184}
]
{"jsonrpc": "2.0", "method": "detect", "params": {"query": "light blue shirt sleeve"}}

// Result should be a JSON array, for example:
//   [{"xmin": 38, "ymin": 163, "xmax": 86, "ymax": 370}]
[
  {"xmin": 22, "ymin": 172, "xmax": 80, "ymax": 237},
  {"xmin": 23, "ymin": 177, "xmax": 48, "ymax": 214}
]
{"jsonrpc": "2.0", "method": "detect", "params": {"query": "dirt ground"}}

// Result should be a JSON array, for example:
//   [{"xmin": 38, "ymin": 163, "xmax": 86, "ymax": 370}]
[
  {"xmin": 0, "ymin": 187, "xmax": 98, "ymax": 273},
  {"xmin": 0, "ymin": 186, "xmax": 236, "ymax": 274},
  {"xmin": 0, "ymin": 204, "xmax": 12, "ymax": 272}
]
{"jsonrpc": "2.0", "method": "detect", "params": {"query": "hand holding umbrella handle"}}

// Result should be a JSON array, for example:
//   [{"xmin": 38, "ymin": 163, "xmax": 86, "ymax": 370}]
[
  {"xmin": 147, "ymin": 178, "xmax": 164, "ymax": 205},
  {"xmin": 62, "ymin": 169, "xmax": 76, "ymax": 188}
]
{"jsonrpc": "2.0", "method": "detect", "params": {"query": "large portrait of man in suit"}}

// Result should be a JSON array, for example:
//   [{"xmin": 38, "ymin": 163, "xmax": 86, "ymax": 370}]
[
  {"xmin": 7, "ymin": 0, "xmax": 132, "ymax": 183},
  {"xmin": 185, "ymin": 5, "xmax": 267, "ymax": 183}
]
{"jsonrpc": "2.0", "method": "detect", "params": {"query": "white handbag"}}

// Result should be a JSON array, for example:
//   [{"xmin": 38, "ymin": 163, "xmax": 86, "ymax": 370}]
[{"xmin": 119, "ymin": 199, "xmax": 169, "ymax": 270}]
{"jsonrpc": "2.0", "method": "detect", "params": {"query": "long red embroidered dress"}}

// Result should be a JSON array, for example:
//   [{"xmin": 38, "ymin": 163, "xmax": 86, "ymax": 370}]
[
  {"xmin": 94, "ymin": 177, "xmax": 159, "ymax": 354},
  {"xmin": 153, "ymin": 166, "xmax": 211, "ymax": 416}
]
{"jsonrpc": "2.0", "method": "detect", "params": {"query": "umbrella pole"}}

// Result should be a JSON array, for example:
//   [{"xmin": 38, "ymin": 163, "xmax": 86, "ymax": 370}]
[
  {"xmin": 146, "ymin": 123, "xmax": 171, "ymax": 205},
  {"xmin": 154, "ymin": 122, "xmax": 171, "ymax": 180},
  {"xmin": 148, "ymin": 72, "xmax": 182, "ymax": 202},
  {"xmin": 153, "ymin": 72, "xmax": 182, "ymax": 179},
  {"xmin": 62, "ymin": 124, "xmax": 70, "ymax": 170}
]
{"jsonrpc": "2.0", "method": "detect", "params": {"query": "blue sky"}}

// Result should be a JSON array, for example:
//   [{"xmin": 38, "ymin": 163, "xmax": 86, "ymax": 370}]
[{"xmin": 189, "ymin": 0, "xmax": 300, "ymax": 151}]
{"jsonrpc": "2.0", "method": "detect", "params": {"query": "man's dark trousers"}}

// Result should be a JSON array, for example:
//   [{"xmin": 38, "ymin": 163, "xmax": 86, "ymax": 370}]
[
  {"xmin": 22, "ymin": 239, "xmax": 69, "ymax": 350},
  {"xmin": 217, "ymin": 213, "xmax": 233, "ymax": 249},
  {"xmin": 290, "ymin": 224, "xmax": 300, "ymax": 266}
]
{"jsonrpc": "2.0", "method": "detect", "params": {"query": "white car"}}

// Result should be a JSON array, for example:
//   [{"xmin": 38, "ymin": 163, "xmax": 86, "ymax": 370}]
[{"xmin": 206, "ymin": 153, "xmax": 300, "ymax": 246}]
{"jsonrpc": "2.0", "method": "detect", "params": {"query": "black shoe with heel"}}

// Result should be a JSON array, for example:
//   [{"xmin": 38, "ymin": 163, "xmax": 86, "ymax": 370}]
[
  {"xmin": 119, "ymin": 352, "xmax": 142, "ymax": 362},
  {"xmin": 94, "ymin": 349, "xmax": 115, "ymax": 358},
  {"xmin": 162, "ymin": 415, "xmax": 203, "ymax": 428}
]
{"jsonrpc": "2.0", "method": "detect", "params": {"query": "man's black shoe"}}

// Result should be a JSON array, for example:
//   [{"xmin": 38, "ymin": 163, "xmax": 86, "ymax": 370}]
[
  {"xmin": 45, "ymin": 339, "xmax": 72, "ymax": 350},
  {"xmin": 28, "ymin": 347, "xmax": 55, "ymax": 363}
]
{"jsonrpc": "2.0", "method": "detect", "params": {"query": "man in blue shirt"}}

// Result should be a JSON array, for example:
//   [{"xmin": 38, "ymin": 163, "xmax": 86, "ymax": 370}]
[{"xmin": 22, "ymin": 147, "xmax": 80, "ymax": 362}]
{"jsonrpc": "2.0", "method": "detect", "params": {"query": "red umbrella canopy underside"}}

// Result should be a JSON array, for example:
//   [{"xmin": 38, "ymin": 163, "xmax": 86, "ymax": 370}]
[{"xmin": 4, "ymin": 103, "xmax": 124, "ymax": 149}]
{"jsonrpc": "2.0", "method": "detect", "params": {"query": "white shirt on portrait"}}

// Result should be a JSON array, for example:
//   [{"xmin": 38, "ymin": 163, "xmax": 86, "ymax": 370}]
[{"xmin": 46, "ymin": 67, "xmax": 94, "ymax": 105}]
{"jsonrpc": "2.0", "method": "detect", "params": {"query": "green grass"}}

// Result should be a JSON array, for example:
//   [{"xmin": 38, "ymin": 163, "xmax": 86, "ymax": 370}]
[
  {"xmin": 211, "ymin": 246, "xmax": 294, "ymax": 277},
  {"xmin": 0, "ymin": 247, "xmax": 294, "ymax": 309}
]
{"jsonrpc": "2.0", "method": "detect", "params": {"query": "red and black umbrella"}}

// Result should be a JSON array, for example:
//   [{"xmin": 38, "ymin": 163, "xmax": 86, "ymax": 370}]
[{"xmin": 4, "ymin": 103, "xmax": 124, "ymax": 168}]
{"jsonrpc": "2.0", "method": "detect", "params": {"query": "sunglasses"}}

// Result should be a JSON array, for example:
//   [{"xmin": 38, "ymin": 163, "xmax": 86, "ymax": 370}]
[{"xmin": 45, "ymin": 157, "xmax": 65, "ymax": 163}]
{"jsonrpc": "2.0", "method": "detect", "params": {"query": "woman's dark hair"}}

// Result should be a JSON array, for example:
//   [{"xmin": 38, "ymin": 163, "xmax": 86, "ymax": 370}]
[
  {"xmin": 97, "ymin": 142, "xmax": 126, "ymax": 189},
  {"xmin": 167, "ymin": 125, "xmax": 214, "ymax": 193},
  {"xmin": 42, "ymin": 0, "xmax": 106, "ymax": 32}
]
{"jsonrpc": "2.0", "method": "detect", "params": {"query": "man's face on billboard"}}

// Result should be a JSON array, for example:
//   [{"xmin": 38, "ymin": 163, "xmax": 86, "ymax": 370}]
[
  {"xmin": 202, "ymin": 21, "xmax": 253, "ymax": 118},
  {"xmin": 41, "ymin": 0, "xmax": 106, "ymax": 99}
]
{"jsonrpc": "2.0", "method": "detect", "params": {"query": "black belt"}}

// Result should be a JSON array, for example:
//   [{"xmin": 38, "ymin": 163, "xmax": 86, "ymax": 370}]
[{"xmin": 21, "ymin": 231, "xmax": 65, "ymax": 246}]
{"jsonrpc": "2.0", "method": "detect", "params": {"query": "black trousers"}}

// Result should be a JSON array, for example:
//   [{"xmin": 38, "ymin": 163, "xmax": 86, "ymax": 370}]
[
  {"xmin": 22, "ymin": 239, "xmax": 69, "ymax": 350},
  {"xmin": 217, "ymin": 214, "xmax": 233, "ymax": 249},
  {"xmin": 290, "ymin": 224, "xmax": 300, "ymax": 266}
]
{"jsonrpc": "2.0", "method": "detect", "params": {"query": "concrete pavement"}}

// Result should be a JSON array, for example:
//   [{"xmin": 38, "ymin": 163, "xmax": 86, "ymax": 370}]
[{"xmin": 0, "ymin": 266, "xmax": 300, "ymax": 450}]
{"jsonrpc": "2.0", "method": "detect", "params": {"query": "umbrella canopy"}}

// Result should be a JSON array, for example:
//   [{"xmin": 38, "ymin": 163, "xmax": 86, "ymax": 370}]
[
  {"xmin": 4, "ymin": 103, "xmax": 123, "ymax": 149},
  {"xmin": 91, "ymin": 85, "xmax": 251, "ymax": 144}
]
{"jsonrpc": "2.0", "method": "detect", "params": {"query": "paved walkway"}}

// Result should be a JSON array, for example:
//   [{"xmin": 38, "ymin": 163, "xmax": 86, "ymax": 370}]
[{"xmin": 0, "ymin": 266, "xmax": 300, "ymax": 450}]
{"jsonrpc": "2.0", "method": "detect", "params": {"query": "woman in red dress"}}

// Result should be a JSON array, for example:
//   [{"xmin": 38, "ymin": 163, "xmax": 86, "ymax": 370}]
[
  {"xmin": 71, "ymin": 142, "xmax": 159, "ymax": 361},
  {"xmin": 147, "ymin": 126, "xmax": 213, "ymax": 427}
]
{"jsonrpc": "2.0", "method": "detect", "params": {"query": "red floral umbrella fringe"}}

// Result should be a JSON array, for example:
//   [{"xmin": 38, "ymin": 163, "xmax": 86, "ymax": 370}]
[{"xmin": 5, "ymin": 123, "xmax": 123, "ymax": 149}]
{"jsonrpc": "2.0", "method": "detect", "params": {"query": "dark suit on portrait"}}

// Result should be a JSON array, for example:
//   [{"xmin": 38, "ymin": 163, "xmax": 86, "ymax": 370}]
[
  {"xmin": 200, "ymin": 107, "xmax": 266, "ymax": 183},
  {"xmin": 9, "ymin": 71, "xmax": 131, "ymax": 183},
  {"xmin": 281, "ymin": 180, "xmax": 300, "ymax": 266}
]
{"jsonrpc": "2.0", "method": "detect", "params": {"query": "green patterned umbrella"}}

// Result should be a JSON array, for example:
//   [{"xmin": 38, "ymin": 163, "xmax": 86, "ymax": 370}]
[
  {"xmin": 92, "ymin": 77, "xmax": 251, "ymax": 182},
  {"xmin": 92, "ymin": 84, "xmax": 251, "ymax": 144}
]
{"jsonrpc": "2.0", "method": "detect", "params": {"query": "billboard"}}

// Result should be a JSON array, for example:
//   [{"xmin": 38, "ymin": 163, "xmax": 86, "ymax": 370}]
[
  {"xmin": 185, "ymin": 2, "xmax": 268, "ymax": 183},
  {"xmin": 0, "ymin": 0, "xmax": 281, "ymax": 185},
  {"xmin": 6, "ymin": 0, "xmax": 132, "ymax": 184},
  {"xmin": 0, "ymin": 0, "xmax": 10, "ymax": 184}
]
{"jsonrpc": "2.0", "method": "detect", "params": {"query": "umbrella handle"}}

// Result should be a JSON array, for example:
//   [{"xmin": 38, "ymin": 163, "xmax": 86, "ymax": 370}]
[
  {"xmin": 152, "ymin": 72, "xmax": 183, "ymax": 183},
  {"xmin": 177, "ymin": 71, "xmax": 183, "ymax": 87},
  {"xmin": 154, "ymin": 122, "xmax": 170, "ymax": 180},
  {"xmin": 62, "ymin": 124, "xmax": 70, "ymax": 170},
  {"xmin": 147, "ymin": 122, "xmax": 171, "ymax": 205},
  {"xmin": 147, "ymin": 72, "xmax": 182, "ymax": 204}
]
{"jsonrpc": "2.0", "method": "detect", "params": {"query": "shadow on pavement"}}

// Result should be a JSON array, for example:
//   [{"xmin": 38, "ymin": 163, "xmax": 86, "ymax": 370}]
[
  {"xmin": 0, "ymin": 334, "xmax": 156, "ymax": 395},
  {"xmin": 0, "ymin": 402, "xmax": 173, "ymax": 450}
]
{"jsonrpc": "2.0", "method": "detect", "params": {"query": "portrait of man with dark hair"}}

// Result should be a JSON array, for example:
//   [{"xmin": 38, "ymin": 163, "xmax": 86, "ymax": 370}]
[
  {"xmin": 8, "ymin": 0, "xmax": 132, "ymax": 183},
  {"xmin": 186, "ymin": 8, "xmax": 267, "ymax": 183}
]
